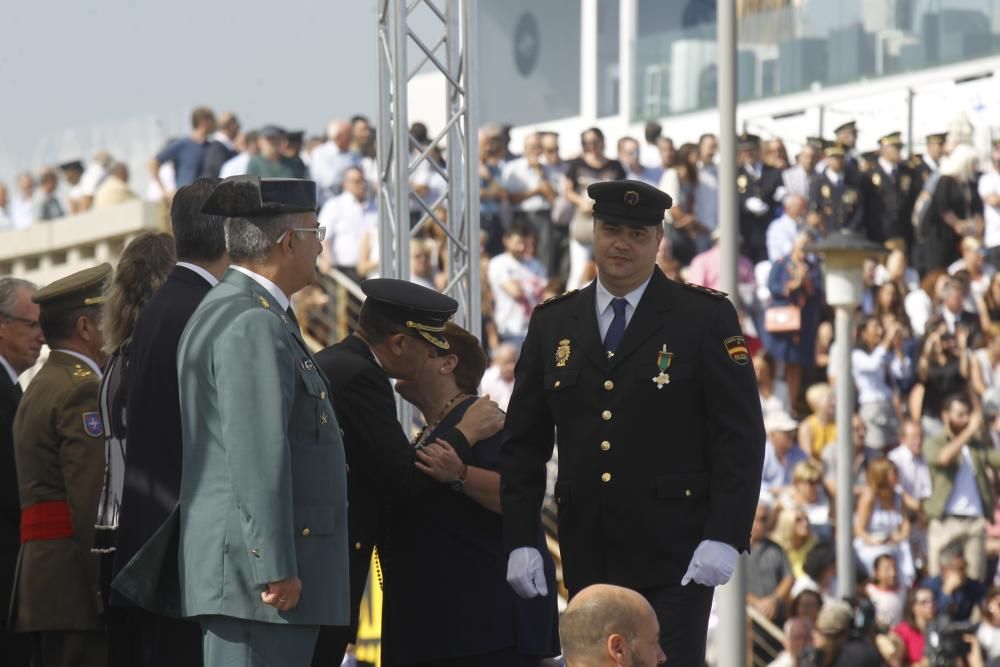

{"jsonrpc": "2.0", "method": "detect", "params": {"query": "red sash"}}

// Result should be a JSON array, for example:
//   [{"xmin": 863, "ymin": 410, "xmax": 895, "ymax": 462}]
[{"xmin": 20, "ymin": 500, "xmax": 74, "ymax": 543}]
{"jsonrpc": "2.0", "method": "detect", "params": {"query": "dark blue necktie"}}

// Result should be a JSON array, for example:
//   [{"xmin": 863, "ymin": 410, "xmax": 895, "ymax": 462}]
[{"xmin": 604, "ymin": 298, "xmax": 628, "ymax": 356}]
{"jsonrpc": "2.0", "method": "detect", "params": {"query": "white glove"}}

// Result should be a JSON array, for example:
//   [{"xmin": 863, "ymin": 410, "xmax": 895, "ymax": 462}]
[
  {"xmin": 506, "ymin": 546, "xmax": 548, "ymax": 598},
  {"xmin": 745, "ymin": 196, "xmax": 768, "ymax": 215},
  {"xmin": 681, "ymin": 540, "xmax": 739, "ymax": 587}
]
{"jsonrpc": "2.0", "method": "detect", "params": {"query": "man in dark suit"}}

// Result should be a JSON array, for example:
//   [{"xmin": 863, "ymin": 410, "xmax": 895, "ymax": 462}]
[
  {"xmin": 0, "ymin": 277, "xmax": 44, "ymax": 666},
  {"xmin": 735, "ymin": 133, "xmax": 783, "ymax": 263},
  {"xmin": 312, "ymin": 279, "xmax": 505, "ymax": 666},
  {"xmin": 501, "ymin": 180, "xmax": 766, "ymax": 665},
  {"xmin": 108, "ymin": 178, "xmax": 229, "ymax": 666},
  {"xmin": 809, "ymin": 144, "xmax": 864, "ymax": 235},
  {"xmin": 862, "ymin": 132, "xmax": 918, "ymax": 246}
]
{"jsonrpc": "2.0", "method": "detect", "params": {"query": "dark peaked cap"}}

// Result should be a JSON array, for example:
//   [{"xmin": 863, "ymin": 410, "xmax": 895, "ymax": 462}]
[
  {"xmin": 587, "ymin": 179, "xmax": 673, "ymax": 227},
  {"xmin": 361, "ymin": 278, "xmax": 458, "ymax": 350},
  {"xmin": 201, "ymin": 175, "xmax": 317, "ymax": 217}
]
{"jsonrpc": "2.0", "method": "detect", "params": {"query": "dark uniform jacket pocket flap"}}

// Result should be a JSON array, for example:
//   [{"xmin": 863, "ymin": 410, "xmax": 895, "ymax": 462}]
[
  {"xmin": 299, "ymin": 369, "xmax": 326, "ymax": 397},
  {"xmin": 656, "ymin": 473, "xmax": 710, "ymax": 499},
  {"xmin": 666, "ymin": 361, "xmax": 694, "ymax": 380},
  {"xmin": 554, "ymin": 481, "xmax": 571, "ymax": 505},
  {"xmin": 544, "ymin": 370, "xmax": 579, "ymax": 391},
  {"xmin": 295, "ymin": 505, "xmax": 339, "ymax": 536}
]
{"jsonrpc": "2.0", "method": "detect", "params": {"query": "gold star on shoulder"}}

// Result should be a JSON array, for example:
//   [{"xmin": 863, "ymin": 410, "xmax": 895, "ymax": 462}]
[{"xmin": 258, "ymin": 296, "xmax": 270, "ymax": 309}]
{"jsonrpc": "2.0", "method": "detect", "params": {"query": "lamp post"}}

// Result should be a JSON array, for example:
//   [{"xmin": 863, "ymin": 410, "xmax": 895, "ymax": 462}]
[{"xmin": 806, "ymin": 231, "xmax": 887, "ymax": 599}]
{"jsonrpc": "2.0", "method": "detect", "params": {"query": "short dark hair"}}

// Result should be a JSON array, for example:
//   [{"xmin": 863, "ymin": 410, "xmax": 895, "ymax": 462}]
[
  {"xmin": 351, "ymin": 115, "xmax": 370, "ymax": 126},
  {"xmin": 357, "ymin": 301, "xmax": 406, "ymax": 344},
  {"xmin": 171, "ymin": 178, "xmax": 227, "ymax": 262},
  {"xmin": 40, "ymin": 305, "xmax": 99, "ymax": 347},
  {"xmin": 581, "ymin": 127, "xmax": 604, "ymax": 143},
  {"xmin": 802, "ymin": 543, "xmax": 835, "ymax": 582},
  {"xmin": 443, "ymin": 323, "xmax": 488, "ymax": 393},
  {"xmin": 644, "ymin": 121, "xmax": 662, "ymax": 144},
  {"xmin": 505, "ymin": 219, "xmax": 536, "ymax": 239},
  {"xmin": 191, "ymin": 106, "xmax": 215, "ymax": 129},
  {"xmin": 942, "ymin": 393, "xmax": 971, "ymax": 414},
  {"xmin": 698, "ymin": 133, "xmax": 716, "ymax": 145}
]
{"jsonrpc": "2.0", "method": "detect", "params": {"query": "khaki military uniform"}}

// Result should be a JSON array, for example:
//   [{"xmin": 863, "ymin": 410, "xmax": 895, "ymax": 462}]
[{"xmin": 10, "ymin": 351, "xmax": 106, "ymax": 665}]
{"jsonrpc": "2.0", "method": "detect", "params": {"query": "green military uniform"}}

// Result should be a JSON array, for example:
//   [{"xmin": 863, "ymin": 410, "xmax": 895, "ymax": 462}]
[
  {"xmin": 113, "ymin": 176, "xmax": 349, "ymax": 667},
  {"xmin": 10, "ymin": 264, "xmax": 111, "ymax": 667},
  {"xmin": 247, "ymin": 154, "xmax": 307, "ymax": 179}
]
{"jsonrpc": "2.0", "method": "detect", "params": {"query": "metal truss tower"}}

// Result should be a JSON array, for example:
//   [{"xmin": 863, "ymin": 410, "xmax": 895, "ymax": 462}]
[{"xmin": 376, "ymin": 0, "xmax": 481, "ymax": 337}]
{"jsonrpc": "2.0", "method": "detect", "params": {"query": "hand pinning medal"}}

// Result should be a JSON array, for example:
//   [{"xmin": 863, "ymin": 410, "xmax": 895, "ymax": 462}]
[{"xmin": 652, "ymin": 345, "xmax": 672, "ymax": 389}]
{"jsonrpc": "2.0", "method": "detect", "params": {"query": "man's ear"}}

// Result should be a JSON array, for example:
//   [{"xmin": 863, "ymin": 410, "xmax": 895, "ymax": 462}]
[
  {"xmin": 439, "ymin": 353, "xmax": 458, "ymax": 375},
  {"xmin": 608, "ymin": 634, "xmax": 627, "ymax": 666},
  {"xmin": 388, "ymin": 332, "xmax": 408, "ymax": 356}
]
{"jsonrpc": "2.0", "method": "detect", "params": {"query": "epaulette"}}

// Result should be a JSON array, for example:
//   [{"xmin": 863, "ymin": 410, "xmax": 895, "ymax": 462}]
[
  {"xmin": 682, "ymin": 282, "xmax": 728, "ymax": 300},
  {"xmin": 71, "ymin": 364, "xmax": 95, "ymax": 381},
  {"xmin": 535, "ymin": 289, "xmax": 579, "ymax": 309}
]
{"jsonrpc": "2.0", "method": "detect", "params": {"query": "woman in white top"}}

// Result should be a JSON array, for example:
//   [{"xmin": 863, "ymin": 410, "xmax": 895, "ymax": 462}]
[
  {"xmin": 905, "ymin": 269, "xmax": 950, "ymax": 337},
  {"xmin": 972, "ymin": 333, "xmax": 1000, "ymax": 400},
  {"xmin": 754, "ymin": 350, "xmax": 791, "ymax": 418},
  {"xmin": 852, "ymin": 317, "xmax": 911, "ymax": 455},
  {"xmin": 853, "ymin": 459, "xmax": 915, "ymax": 587}
]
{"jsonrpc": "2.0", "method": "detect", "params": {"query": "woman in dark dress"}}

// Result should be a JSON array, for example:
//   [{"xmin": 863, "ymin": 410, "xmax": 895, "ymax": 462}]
[
  {"xmin": 382, "ymin": 323, "xmax": 560, "ymax": 667},
  {"xmin": 917, "ymin": 144, "xmax": 983, "ymax": 274}
]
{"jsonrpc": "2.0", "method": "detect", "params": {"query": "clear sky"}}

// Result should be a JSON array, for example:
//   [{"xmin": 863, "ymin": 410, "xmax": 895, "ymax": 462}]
[{"xmin": 0, "ymin": 0, "xmax": 380, "ymax": 181}]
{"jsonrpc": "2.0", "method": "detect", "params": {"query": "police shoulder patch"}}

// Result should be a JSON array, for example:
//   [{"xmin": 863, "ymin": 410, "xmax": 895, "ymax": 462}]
[
  {"xmin": 724, "ymin": 336, "xmax": 750, "ymax": 365},
  {"xmin": 682, "ymin": 282, "xmax": 728, "ymax": 300},
  {"xmin": 82, "ymin": 412, "xmax": 104, "ymax": 437},
  {"xmin": 536, "ymin": 289, "xmax": 579, "ymax": 309}
]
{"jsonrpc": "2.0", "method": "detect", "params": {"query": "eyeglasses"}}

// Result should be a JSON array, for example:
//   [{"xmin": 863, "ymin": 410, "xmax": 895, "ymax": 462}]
[
  {"xmin": 0, "ymin": 313, "xmax": 40, "ymax": 330},
  {"xmin": 275, "ymin": 226, "xmax": 326, "ymax": 244}
]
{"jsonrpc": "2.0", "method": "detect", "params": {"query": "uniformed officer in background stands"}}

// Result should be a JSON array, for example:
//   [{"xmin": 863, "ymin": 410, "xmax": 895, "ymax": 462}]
[
  {"xmin": 911, "ymin": 132, "xmax": 947, "ymax": 192},
  {"xmin": 113, "ymin": 176, "xmax": 350, "ymax": 667},
  {"xmin": 501, "ymin": 179, "xmax": 766, "ymax": 665},
  {"xmin": 832, "ymin": 120, "xmax": 861, "ymax": 183},
  {"xmin": 863, "ymin": 132, "xmax": 917, "ymax": 247},
  {"xmin": 734, "ymin": 133, "xmax": 783, "ymax": 264},
  {"xmin": 809, "ymin": 143, "xmax": 865, "ymax": 235},
  {"xmin": 10, "ymin": 264, "xmax": 111, "ymax": 667}
]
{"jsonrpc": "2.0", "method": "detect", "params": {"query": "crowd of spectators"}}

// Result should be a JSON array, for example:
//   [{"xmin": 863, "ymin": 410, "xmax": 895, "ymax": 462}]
[{"xmin": 9, "ymin": 104, "xmax": 1000, "ymax": 664}]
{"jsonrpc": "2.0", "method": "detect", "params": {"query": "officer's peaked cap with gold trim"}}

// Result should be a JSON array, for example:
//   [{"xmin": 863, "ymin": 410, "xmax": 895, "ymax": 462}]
[
  {"xmin": 361, "ymin": 278, "xmax": 458, "ymax": 350},
  {"xmin": 32, "ymin": 263, "xmax": 111, "ymax": 314},
  {"xmin": 587, "ymin": 179, "xmax": 673, "ymax": 228}
]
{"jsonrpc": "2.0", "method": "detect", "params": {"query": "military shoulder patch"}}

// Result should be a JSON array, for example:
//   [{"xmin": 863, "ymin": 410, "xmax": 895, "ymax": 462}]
[
  {"xmin": 724, "ymin": 336, "xmax": 750, "ymax": 365},
  {"xmin": 682, "ymin": 282, "xmax": 728, "ymax": 300},
  {"xmin": 71, "ymin": 364, "xmax": 93, "ymax": 380},
  {"xmin": 536, "ymin": 289, "xmax": 579, "ymax": 309},
  {"xmin": 82, "ymin": 412, "xmax": 104, "ymax": 437}
]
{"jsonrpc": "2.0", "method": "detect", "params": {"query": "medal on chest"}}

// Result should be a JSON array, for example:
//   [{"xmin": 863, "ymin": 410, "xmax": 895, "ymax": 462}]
[
  {"xmin": 555, "ymin": 338, "xmax": 571, "ymax": 367},
  {"xmin": 652, "ymin": 345, "xmax": 673, "ymax": 389}
]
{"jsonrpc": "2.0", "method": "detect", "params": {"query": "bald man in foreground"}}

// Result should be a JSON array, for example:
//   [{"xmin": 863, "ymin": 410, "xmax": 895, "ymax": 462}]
[{"xmin": 560, "ymin": 584, "xmax": 666, "ymax": 667}]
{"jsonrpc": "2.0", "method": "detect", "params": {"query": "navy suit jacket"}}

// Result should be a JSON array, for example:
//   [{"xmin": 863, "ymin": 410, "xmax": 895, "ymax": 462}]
[{"xmin": 109, "ymin": 264, "xmax": 213, "ymax": 601}]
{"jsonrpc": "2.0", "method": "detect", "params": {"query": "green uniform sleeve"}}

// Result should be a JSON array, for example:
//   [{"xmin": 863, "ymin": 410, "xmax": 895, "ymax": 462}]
[
  {"xmin": 57, "ymin": 378, "xmax": 105, "ymax": 545},
  {"xmin": 215, "ymin": 310, "xmax": 298, "ymax": 585}
]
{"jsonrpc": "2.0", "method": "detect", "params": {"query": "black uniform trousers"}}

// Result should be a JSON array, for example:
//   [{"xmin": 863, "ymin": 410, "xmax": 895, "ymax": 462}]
[
  {"xmin": 639, "ymin": 583, "xmax": 715, "ymax": 667},
  {"xmin": 107, "ymin": 606, "xmax": 202, "ymax": 667}
]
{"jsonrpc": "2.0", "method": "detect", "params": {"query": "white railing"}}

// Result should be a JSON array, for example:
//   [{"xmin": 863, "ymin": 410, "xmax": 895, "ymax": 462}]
[{"xmin": 0, "ymin": 200, "xmax": 166, "ymax": 284}]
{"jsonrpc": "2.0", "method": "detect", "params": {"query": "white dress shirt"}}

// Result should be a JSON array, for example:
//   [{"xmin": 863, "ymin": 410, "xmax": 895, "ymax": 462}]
[
  {"xmin": 219, "ymin": 152, "xmax": 251, "ymax": 179},
  {"xmin": 944, "ymin": 445, "xmax": 985, "ymax": 518},
  {"xmin": 318, "ymin": 192, "xmax": 377, "ymax": 268},
  {"xmin": 851, "ymin": 345, "xmax": 912, "ymax": 405},
  {"xmin": 888, "ymin": 445, "xmax": 932, "ymax": 501},
  {"xmin": 766, "ymin": 214, "xmax": 799, "ymax": 262},
  {"xmin": 176, "ymin": 262, "xmax": 219, "ymax": 287},
  {"xmin": 594, "ymin": 274, "xmax": 653, "ymax": 342},
  {"xmin": 10, "ymin": 195, "xmax": 35, "ymax": 230},
  {"xmin": 53, "ymin": 348, "xmax": 103, "ymax": 378},
  {"xmin": 231, "ymin": 266, "xmax": 289, "ymax": 311}
]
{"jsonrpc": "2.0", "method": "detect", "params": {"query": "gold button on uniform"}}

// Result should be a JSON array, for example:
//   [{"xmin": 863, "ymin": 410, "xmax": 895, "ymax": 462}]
[
  {"xmin": 685, "ymin": 489, "xmax": 692, "ymax": 497},
  {"xmin": 604, "ymin": 380, "xmax": 614, "ymax": 390},
  {"xmin": 354, "ymin": 542, "xmax": 362, "ymax": 551},
  {"xmin": 320, "ymin": 391, "xmax": 326, "ymax": 400},
  {"xmin": 251, "ymin": 549, "xmax": 261, "ymax": 558},
  {"xmin": 601, "ymin": 472, "xmax": 612, "ymax": 483},
  {"xmin": 302, "ymin": 528, "xmax": 311, "ymax": 536},
  {"xmin": 554, "ymin": 380, "xmax": 561, "ymax": 388},
  {"xmin": 602, "ymin": 410, "xmax": 612, "ymax": 421},
  {"xmin": 600, "ymin": 440, "xmax": 611, "ymax": 451}
]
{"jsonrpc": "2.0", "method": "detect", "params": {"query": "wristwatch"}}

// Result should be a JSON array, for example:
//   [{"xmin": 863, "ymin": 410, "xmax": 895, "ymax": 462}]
[{"xmin": 449, "ymin": 464, "xmax": 468, "ymax": 493}]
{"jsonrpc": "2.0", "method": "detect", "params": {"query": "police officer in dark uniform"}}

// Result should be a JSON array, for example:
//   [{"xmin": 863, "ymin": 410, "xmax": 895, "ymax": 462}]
[
  {"xmin": 501, "ymin": 179, "xmax": 766, "ymax": 666},
  {"xmin": 809, "ymin": 143, "xmax": 865, "ymax": 234},
  {"xmin": 862, "ymin": 132, "xmax": 917, "ymax": 246},
  {"xmin": 911, "ymin": 132, "xmax": 947, "ymax": 192},
  {"xmin": 312, "ymin": 279, "xmax": 504, "ymax": 666},
  {"xmin": 833, "ymin": 120, "xmax": 862, "ymax": 184},
  {"xmin": 735, "ymin": 133, "xmax": 783, "ymax": 263}
]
